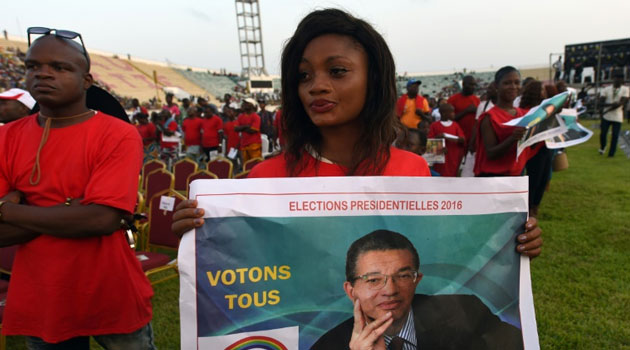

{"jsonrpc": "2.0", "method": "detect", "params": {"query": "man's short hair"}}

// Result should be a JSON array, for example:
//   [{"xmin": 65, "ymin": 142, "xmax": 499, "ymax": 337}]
[{"xmin": 345, "ymin": 230, "xmax": 420, "ymax": 282}]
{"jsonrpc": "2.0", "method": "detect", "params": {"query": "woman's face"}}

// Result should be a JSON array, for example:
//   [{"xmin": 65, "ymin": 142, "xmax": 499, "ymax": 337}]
[
  {"xmin": 298, "ymin": 34, "xmax": 368, "ymax": 130},
  {"xmin": 497, "ymin": 71, "xmax": 521, "ymax": 104}
]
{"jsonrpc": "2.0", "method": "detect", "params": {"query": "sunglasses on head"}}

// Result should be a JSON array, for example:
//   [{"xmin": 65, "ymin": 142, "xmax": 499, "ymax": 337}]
[{"xmin": 27, "ymin": 27, "xmax": 91, "ymax": 70}]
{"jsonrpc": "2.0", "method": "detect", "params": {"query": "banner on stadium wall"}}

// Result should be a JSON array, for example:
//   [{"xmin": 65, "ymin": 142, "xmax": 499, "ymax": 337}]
[{"xmin": 179, "ymin": 177, "xmax": 540, "ymax": 350}]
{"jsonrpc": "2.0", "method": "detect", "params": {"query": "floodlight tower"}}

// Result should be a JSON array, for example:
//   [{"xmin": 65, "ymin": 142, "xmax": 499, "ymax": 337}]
[{"xmin": 235, "ymin": 0, "xmax": 268, "ymax": 78}]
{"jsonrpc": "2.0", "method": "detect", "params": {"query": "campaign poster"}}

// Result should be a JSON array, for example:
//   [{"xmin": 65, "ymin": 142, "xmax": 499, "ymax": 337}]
[
  {"xmin": 545, "ymin": 109, "xmax": 593, "ymax": 149},
  {"xmin": 179, "ymin": 177, "xmax": 539, "ymax": 350},
  {"xmin": 516, "ymin": 114, "xmax": 568, "ymax": 157},
  {"xmin": 503, "ymin": 91, "xmax": 571, "ymax": 158},
  {"xmin": 424, "ymin": 138, "xmax": 446, "ymax": 165},
  {"xmin": 505, "ymin": 91, "xmax": 569, "ymax": 128}
]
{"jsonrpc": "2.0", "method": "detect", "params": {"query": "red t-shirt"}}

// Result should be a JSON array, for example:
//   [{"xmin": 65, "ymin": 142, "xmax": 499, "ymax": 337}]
[
  {"xmin": 160, "ymin": 119, "xmax": 179, "ymax": 149},
  {"xmin": 182, "ymin": 117, "xmax": 203, "ymax": 146},
  {"xmin": 201, "ymin": 115, "xmax": 223, "ymax": 148},
  {"xmin": 0, "ymin": 112, "xmax": 153, "ymax": 342},
  {"xmin": 223, "ymin": 119, "xmax": 240, "ymax": 150},
  {"xmin": 162, "ymin": 103, "xmax": 180, "ymax": 117},
  {"xmin": 249, "ymin": 147, "xmax": 430, "ymax": 177},
  {"xmin": 474, "ymin": 106, "xmax": 530, "ymax": 176},
  {"xmin": 237, "ymin": 112, "xmax": 261, "ymax": 147},
  {"xmin": 448, "ymin": 93, "xmax": 480, "ymax": 143},
  {"xmin": 136, "ymin": 122, "xmax": 156, "ymax": 146},
  {"xmin": 428, "ymin": 121, "xmax": 466, "ymax": 177}
]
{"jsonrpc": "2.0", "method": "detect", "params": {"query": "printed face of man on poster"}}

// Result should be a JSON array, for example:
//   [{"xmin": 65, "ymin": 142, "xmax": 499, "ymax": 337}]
[
  {"xmin": 343, "ymin": 235, "xmax": 420, "ymax": 338},
  {"xmin": 311, "ymin": 229, "xmax": 524, "ymax": 350}
]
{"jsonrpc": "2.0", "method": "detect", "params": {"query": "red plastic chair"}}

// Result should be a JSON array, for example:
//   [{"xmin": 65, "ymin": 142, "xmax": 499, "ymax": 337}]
[
  {"xmin": 186, "ymin": 170, "xmax": 218, "ymax": 194},
  {"xmin": 0, "ymin": 246, "xmax": 17, "ymax": 275},
  {"xmin": 207, "ymin": 156, "xmax": 233, "ymax": 179},
  {"xmin": 135, "ymin": 189, "xmax": 186, "ymax": 285},
  {"xmin": 141, "ymin": 159, "xmax": 166, "ymax": 192},
  {"xmin": 244, "ymin": 157, "xmax": 263, "ymax": 171},
  {"xmin": 144, "ymin": 168, "xmax": 174, "ymax": 208},
  {"xmin": 173, "ymin": 158, "xmax": 198, "ymax": 193}
]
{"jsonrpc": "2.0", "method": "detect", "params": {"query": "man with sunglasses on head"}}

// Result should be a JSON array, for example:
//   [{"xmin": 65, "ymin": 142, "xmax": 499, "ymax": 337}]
[
  {"xmin": 0, "ymin": 29, "xmax": 154, "ymax": 349},
  {"xmin": 312, "ymin": 230, "xmax": 522, "ymax": 350}
]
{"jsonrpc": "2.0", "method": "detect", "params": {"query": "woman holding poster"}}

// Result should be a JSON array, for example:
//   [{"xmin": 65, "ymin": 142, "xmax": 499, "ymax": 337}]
[
  {"xmin": 474, "ymin": 66, "xmax": 530, "ymax": 176},
  {"xmin": 173, "ymin": 9, "xmax": 542, "ymax": 350},
  {"xmin": 171, "ymin": 11, "xmax": 542, "ymax": 261}
]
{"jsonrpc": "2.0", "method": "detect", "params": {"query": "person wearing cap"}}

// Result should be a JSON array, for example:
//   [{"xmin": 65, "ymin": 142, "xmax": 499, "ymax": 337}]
[
  {"xmin": 235, "ymin": 98, "xmax": 262, "ymax": 164},
  {"xmin": 396, "ymin": 79, "xmax": 430, "ymax": 129},
  {"xmin": 0, "ymin": 88, "xmax": 36, "ymax": 124},
  {"xmin": 599, "ymin": 72, "xmax": 629, "ymax": 157},
  {"xmin": 0, "ymin": 31, "xmax": 154, "ymax": 348}
]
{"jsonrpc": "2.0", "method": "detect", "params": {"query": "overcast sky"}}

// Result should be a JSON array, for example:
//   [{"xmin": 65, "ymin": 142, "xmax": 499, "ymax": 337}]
[{"xmin": 2, "ymin": 0, "xmax": 629, "ymax": 75}]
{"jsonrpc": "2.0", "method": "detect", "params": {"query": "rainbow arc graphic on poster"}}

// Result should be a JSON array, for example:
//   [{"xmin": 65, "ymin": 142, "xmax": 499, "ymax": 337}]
[{"xmin": 224, "ymin": 335, "xmax": 288, "ymax": 350}]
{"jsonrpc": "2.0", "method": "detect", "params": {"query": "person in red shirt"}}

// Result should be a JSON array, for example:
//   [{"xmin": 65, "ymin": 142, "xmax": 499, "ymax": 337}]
[
  {"xmin": 428, "ymin": 103, "xmax": 466, "ymax": 176},
  {"xmin": 474, "ymin": 66, "xmax": 529, "ymax": 177},
  {"xmin": 172, "ymin": 17, "xmax": 542, "ymax": 348},
  {"xmin": 0, "ymin": 31, "xmax": 153, "ymax": 348},
  {"xmin": 162, "ymin": 92, "xmax": 180, "ymax": 119},
  {"xmin": 182, "ymin": 106, "xmax": 204, "ymax": 159},
  {"xmin": 130, "ymin": 97, "xmax": 148, "ymax": 124},
  {"xmin": 136, "ymin": 112, "xmax": 157, "ymax": 147},
  {"xmin": 201, "ymin": 106, "xmax": 223, "ymax": 160},
  {"xmin": 448, "ymin": 75, "xmax": 480, "ymax": 146},
  {"xmin": 235, "ymin": 98, "xmax": 262, "ymax": 164},
  {"xmin": 222, "ymin": 105, "xmax": 240, "ymax": 157},
  {"xmin": 158, "ymin": 109, "xmax": 179, "ymax": 159}
]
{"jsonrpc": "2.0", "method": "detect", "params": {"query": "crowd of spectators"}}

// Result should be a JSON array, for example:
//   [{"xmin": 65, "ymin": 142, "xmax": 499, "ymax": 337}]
[
  {"xmin": 131, "ymin": 92, "xmax": 280, "ymax": 174},
  {"xmin": 0, "ymin": 46, "xmax": 26, "ymax": 90}
]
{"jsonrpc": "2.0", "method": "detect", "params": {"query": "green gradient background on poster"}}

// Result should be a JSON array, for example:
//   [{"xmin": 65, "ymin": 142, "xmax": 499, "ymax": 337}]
[{"xmin": 195, "ymin": 212, "xmax": 523, "ymax": 343}]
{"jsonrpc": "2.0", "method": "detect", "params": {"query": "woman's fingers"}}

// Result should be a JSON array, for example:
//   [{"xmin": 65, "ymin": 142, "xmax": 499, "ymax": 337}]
[
  {"xmin": 171, "ymin": 200, "xmax": 205, "ymax": 238},
  {"xmin": 516, "ymin": 217, "xmax": 543, "ymax": 258}
]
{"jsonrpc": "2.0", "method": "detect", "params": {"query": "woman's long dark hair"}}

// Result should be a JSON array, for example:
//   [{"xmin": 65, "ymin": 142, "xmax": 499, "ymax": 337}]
[
  {"xmin": 280, "ymin": 8, "xmax": 398, "ymax": 176},
  {"xmin": 519, "ymin": 80, "xmax": 544, "ymax": 109}
]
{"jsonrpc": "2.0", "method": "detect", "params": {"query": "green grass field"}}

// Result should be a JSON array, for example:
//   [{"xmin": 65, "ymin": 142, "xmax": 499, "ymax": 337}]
[{"xmin": 5, "ymin": 120, "xmax": 629, "ymax": 349}]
